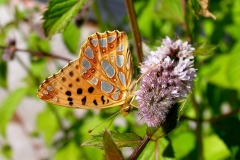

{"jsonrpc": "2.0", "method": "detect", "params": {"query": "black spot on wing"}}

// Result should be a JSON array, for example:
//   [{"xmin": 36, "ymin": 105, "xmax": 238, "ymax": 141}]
[
  {"xmin": 62, "ymin": 77, "xmax": 66, "ymax": 82},
  {"xmin": 93, "ymin": 99, "xmax": 98, "ymax": 106},
  {"xmin": 88, "ymin": 87, "xmax": 94, "ymax": 93},
  {"xmin": 77, "ymin": 88, "xmax": 82, "ymax": 94},
  {"xmin": 101, "ymin": 95, "xmax": 105, "ymax": 105},
  {"xmin": 82, "ymin": 96, "xmax": 86, "ymax": 105},
  {"xmin": 69, "ymin": 71, "xmax": 74, "ymax": 77},
  {"xmin": 65, "ymin": 91, "xmax": 71, "ymax": 96}
]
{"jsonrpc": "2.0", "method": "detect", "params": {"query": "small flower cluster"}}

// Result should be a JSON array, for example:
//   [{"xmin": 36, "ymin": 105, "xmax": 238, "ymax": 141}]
[{"xmin": 136, "ymin": 37, "xmax": 196, "ymax": 127}]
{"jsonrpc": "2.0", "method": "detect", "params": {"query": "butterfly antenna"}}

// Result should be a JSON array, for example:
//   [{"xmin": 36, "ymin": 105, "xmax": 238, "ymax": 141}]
[
  {"xmin": 88, "ymin": 110, "xmax": 121, "ymax": 133},
  {"xmin": 106, "ymin": 113, "xmax": 117, "ymax": 129}
]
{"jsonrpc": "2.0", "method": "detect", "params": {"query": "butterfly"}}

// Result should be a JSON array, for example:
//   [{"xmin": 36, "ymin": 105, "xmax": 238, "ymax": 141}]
[{"xmin": 37, "ymin": 30, "xmax": 135, "ymax": 115}]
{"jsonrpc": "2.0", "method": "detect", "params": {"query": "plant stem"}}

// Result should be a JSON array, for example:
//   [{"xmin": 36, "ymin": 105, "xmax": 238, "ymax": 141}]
[
  {"xmin": 191, "ymin": 94, "xmax": 203, "ymax": 160},
  {"xmin": 0, "ymin": 45, "xmax": 71, "ymax": 62},
  {"xmin": 128, "ymin": 135, "xmax": 150, "ymax": 160},
  {"xmin": 181, "ymin": 108, "xmax": 240, "ymax": 123},
  {"xmin": 125, "ymin": 0, "xmax": 143, "ymax": 63},
  {"xmin": 181, "ymin": 0, "xmax": 192, "ymax": 42},
  {"xmin": 208, "ymin": 108, "xmax": 240, "ymax": 123}
]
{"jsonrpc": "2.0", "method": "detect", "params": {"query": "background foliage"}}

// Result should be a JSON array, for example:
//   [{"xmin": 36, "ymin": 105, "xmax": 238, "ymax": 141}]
[{"xmin": 0, "ymin": 0, "xmax": 240, "ymax": 159}]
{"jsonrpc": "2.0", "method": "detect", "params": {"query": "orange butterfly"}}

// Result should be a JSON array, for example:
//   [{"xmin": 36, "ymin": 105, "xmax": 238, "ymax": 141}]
[{"xmin": 37, "ymin": 30, "xmax": 135, "ymax": 115}]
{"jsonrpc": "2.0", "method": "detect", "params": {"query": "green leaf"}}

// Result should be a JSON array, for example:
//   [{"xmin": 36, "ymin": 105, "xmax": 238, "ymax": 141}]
[
  {"xmin": 36, "ymin": 104, "xmax": 59, "ymax": 144},
  {"xmin": 147, "ymin": 99, "xmax": 188, "ymax": 141},
  {"xmin": 82, "ymin": 131, "xmax": 142, "ymax": 149},
  {"xmin": 62, "ymin": 22, "xmax": 80, "ymax": 54},
  {"xmin": 162, "ymin": 137, "xmax": 175, "ymax": 158},
  {"xmin": 43, "ymin": 0, "xmax": 87, "ymax": 38},
  {"xmin": 28, "ymin": 33, "xmax": 50, "ymax": 53},
  {"xmin": 0, "ymin": 30, "xmax": 7, "ymax": 46},
  {"xmin": 212, "ymin": 116, "xmax": 240, "ymax": 159},
  {"xmin": 14, "ymin": 5, "xmax": 27, "ymax": 21},
  {"xmin": 200, "ymin": 54, "xmax": 231, "ymax": 88},
  {"xmin": 135, "ymin": 0, "xmax": 183, "ymax": 41},
  {"xmin": 203, "ymin": 134, "xmax": 231, "ymax": 159},
  {"xmin": 1, "ymin": 144, "xmax": 12, "ymax": 159},
  {"xmin": 0, "ymin": 0, "xmax": 7, "ymax": 5},
  {"xmin": 103, "ymin": 129, "xmax": 124, "ymax": 160},
  {"xmin": 227, "ymin": 42, "xmax": 240, "ymax": 87},
  {"xmin": 193, "ymin": 42, "xmax": 218, "ymax": 56},
  {"xmin": 138, "ymin": 137, "xmax": 175, "ymax": 160},
  {"xmin": 0, "ymin": 88, "xmax": 28, "ymax": 136},
  {"xmin": 0, "ymin": 56, "xmax": 8, "ymax": 88},
  {"xmin": 189, "ymin": 0, "xmax": 201, "ymax": 15},
  {"xmin": 170, "ymin": 130, "xmax": 196, "ymax": 159},
  {"xmin": 54, "ymin": 141, "xmax": 80, "ymax": 160},
  {"xmin": 200, "ymin": 42, "xmax": 240, "ymax": 90}
]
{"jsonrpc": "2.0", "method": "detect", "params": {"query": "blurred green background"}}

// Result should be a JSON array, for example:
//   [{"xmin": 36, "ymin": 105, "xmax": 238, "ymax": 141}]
[{"xmin": 0, "ymin": 0, "xmax": 239, "ymax": 159}]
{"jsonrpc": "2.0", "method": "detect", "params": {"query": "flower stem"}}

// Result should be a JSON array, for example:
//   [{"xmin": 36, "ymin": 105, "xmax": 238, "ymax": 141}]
[
  {"xmin": 128, "ymin": 135, "xmax": 150, "ymax": 160},
  {"xmin": 124, "ymin": 0, "xmax": 143, "ymax": 63}
]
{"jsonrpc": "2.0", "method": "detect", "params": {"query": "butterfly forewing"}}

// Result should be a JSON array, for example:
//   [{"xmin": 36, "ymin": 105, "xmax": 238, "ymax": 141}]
[{"xmin": 37, "ymin": 30, "xmax": 133, "ymax": 109}]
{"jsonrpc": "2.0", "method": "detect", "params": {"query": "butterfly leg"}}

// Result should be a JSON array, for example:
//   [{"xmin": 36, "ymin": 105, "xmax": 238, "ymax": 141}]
[
  {"xmin": 129, "ymin": 95, "xmax": 138, "ymax": 108},
  {"xmin": 130, "ymin": 103, "xmax": 138, "ymax": 108}
]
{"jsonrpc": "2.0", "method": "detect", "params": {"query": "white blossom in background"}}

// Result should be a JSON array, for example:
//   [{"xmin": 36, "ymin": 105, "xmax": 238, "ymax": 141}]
[{"xmin": 136, "ymin": 37, "xmax": 197, "ymax": 127}]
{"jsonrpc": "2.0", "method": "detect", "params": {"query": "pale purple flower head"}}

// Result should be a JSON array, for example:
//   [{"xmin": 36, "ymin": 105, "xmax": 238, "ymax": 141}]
[{"xmin": 136, "ymin": 37, "xmax": 196, "ymax": 127}]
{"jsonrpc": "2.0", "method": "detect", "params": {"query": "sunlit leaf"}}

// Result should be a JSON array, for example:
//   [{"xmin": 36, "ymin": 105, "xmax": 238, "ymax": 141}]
[
  {"xmin": 28, "ymin": 33, "xmax": 50, "ymax": 53},
  {"xmin": 43, "ymin": 0, "xmax": 87, "ymax": 38},
  {"xmin": 0, "ymin": 88, "xmax": 28, "ymax": 136},
  {"xmin": 227, "ymin": 42, "xmax": 240, "ymax": 87},
  {"xmin": 135, "ymin": 0, "xmax": 183, "ymax": 41},
  {"xmin": 82, "ymin": 131, "xmax": 142, "ymax": 149},
  {"xmin": 62, "ymin": 22, "xmax": 80, "ymax": 54},
  {"xmin": 200, "ymin": 46, "xmax": 240, "ymax": 90},
  {"xmin": 14, "ymin": 5, "xmax": 27, "ymax": 21},
  {"xmin": 0, "ymin": 31, "xmax": 7, "ymax": 46},
  {"xmin": 203, "ymin": 134, "xmax": 231, "ymax": 159},
  {"xmin": 193, "ymin": 42, "xmax": 217, "ymax": 56},
  {"xmin": 0, "ymin": 0, "xmax": 7, "ymax": 5},
  {"xmin": 170, "ymin": 131, "xmax": 196, "ymax": 159},
  {"xmin": 36, "ymin": 104, "xmax": 59, "ymax": 144},
  {"xmin": 103, "ymin": 129, "xmax": 124, "ymax": 160},
  {"xmin": 54, "ymin": 141, "xmax": 80, "ymax": 160}
]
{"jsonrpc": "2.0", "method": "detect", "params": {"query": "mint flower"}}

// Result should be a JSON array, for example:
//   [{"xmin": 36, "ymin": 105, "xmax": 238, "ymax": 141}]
[{"xmin": 136, "ymin": 37, "xmax": 196, "ymax": 127}]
